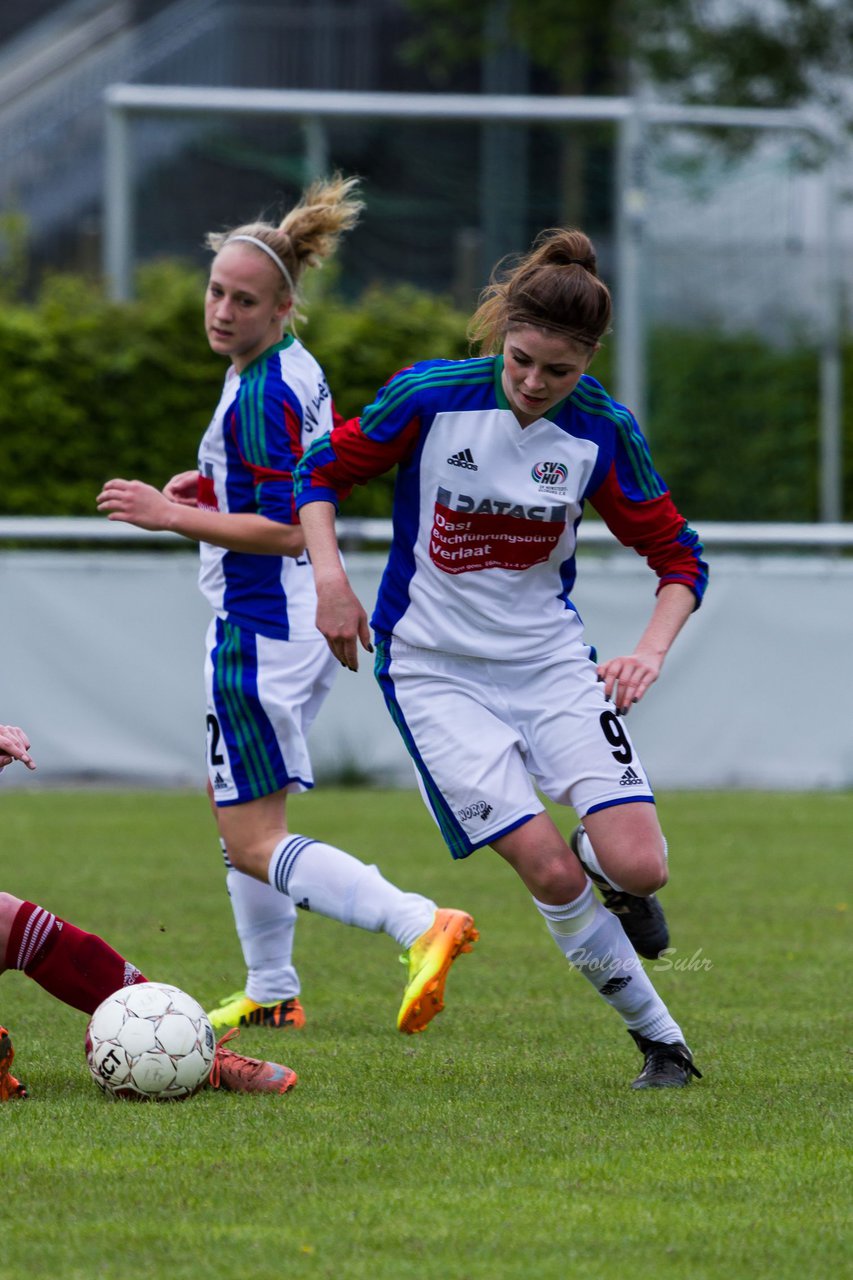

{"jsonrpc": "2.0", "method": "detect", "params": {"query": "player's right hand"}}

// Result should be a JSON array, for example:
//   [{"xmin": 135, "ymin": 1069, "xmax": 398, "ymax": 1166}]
[
  {"xmin": 0, "ymin": 724, "xmax": 36, "ymax": 771},
  {"xmin": 315, "ymin": 582, "xmax": 372, "ymax": 671}
]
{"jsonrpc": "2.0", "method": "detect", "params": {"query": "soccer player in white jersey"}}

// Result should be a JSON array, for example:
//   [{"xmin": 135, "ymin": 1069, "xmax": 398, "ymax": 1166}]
[
  {"xmin": 0, "ymin": 721, "xmax": 298, "ymax": 1097},
  {"xmin": 97, "ymin": 175, "xmax": 476, "ymax": 1040},
  {"xmin": 293, "ymin": 227, "xmax": 708, "ymax": 1088}
]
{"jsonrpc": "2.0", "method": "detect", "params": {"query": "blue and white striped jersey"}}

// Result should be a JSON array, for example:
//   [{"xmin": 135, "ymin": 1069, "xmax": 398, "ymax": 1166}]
[
  {"xmin": 295, "ymin": 356, "xmax": 708, "ymax": 661},
  {"xmin": 198, "ymin": 336, "xmax": 335, "ymax": 639}
]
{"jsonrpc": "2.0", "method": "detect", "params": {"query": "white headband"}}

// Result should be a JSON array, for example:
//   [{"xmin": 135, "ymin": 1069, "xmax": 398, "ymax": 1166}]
[{"xmin": 226, "ymin": 234, "xmax": 295, "ymax": 293}]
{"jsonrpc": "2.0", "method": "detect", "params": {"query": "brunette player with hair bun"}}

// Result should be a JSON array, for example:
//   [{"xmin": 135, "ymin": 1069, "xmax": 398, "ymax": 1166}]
[{"xmin": 294, "ymin": 226, "xmax": 708, "ymax": 1089}]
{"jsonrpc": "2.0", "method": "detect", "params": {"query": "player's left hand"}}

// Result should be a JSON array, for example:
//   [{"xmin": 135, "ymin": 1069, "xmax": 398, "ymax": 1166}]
[
  {"xmin": 597, "ymin": 651, "xmax": 663, "ymax": 714},
  {"xmin": 96, "ymin": 478, "xmax": 174, "ymax": 532}
]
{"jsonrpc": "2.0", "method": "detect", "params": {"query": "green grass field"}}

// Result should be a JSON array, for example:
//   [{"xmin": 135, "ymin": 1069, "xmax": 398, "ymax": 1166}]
[{"xmin": 2, "ymin": 788, "xmax": 849, "ymax": 1279}]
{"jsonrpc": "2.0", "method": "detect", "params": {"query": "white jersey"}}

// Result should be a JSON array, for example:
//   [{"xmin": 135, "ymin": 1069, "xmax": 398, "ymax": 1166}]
[
  {"xmin": 295, "ymin": 356, "xmax": 707, "ymax": 661},
  {"xmin": 197, "ymin": 336, "xmax": 334, "ymax": 640},
  {"xmin": 384, "ymin": 406, "xmax": 592, "ymax": 659}
]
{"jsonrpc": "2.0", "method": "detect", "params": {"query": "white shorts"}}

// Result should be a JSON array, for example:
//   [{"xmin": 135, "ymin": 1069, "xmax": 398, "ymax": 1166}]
[
  {"xmin": 204, "ymin": 617, "xmax": 337, "ymax": 806},
  {"xmin": 374, "ymin": 635, "xmax": 654, "ymax": 858}
]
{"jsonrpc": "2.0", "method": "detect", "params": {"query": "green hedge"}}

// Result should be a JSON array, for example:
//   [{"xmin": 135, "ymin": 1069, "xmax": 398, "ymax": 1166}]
[
  {"xmin": 647, "ymin": 329, "xmax": 832, "ymax": 523},
  {"xmin": 0, "ymin": 266, "xmax": 220, "ymax": 517},
  {"xmin": 0, "ymin": 262, "xmax": 849, "ymax": 522},
  {"xmin": 0, "ymin": 263, "xmax": 470, "ymax": 520}
]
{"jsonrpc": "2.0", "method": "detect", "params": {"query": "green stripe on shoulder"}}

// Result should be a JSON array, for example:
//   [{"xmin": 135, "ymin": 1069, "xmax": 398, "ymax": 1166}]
[
  {"xmin": 239, "ymin": 363, "xmax": 270, "ymax": 466},
  {"xmin": 363, "ymin": 359, "xmax": 495, "ymax": 435},
  {"xmin": 237, "ymin": 342, "xmax": 293, "ymax": 465},
  {"xmin": 571, "ymin": 377, "xmax": 663, "ymax": 499}
]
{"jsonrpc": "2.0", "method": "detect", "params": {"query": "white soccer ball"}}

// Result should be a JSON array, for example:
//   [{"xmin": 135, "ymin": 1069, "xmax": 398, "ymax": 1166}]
[{"xmin": 85, "ymin": 982, "xmax": 216, "ymax": 1101}]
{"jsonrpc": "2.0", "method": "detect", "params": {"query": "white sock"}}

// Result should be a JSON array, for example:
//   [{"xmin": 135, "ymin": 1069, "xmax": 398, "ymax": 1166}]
[
  {"xmin": 574, "ymin": 828, "xmax": 626, "ymax": 892},
  {"xmin": 575, "ymin": 827, "xmax": 669, "ymax": 895},
  {"xmin": 219, "ymin": 840, "xmax": 300, "ymax": 1003},
  {"xmin": 225, "ymin": 866, "xmax": 300, "ymax": 1004},
  {"xmin": 268, "ymin": 834, "xmax": 436, "ymax": 949},
  {"xmin": 533, "ymin": 883, "xmax": 683, "ymax": 1042}
]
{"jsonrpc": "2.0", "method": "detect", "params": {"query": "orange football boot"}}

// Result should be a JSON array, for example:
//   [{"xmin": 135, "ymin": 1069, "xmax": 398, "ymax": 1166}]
[{"xmin": 397, "ymin": 909, "xmax": 478, "ymax": 1034}]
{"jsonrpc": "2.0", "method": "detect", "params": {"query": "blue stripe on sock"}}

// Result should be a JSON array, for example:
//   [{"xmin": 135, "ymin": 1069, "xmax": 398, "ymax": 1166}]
[{"xmin": 272, "ymin": 834, "xmax": 314, "ymax": 895}]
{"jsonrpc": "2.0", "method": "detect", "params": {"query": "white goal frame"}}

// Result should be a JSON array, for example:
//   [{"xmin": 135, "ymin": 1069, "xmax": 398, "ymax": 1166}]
[{"xmin": 102, "ymin": 85, "xmax": 845, "ymax": 522}]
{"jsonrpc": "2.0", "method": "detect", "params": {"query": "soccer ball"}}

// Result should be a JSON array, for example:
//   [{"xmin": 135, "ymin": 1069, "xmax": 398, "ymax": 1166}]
[{"xmin": 85, "ymin": 982, "xmax": 216, "ymax": 1101}]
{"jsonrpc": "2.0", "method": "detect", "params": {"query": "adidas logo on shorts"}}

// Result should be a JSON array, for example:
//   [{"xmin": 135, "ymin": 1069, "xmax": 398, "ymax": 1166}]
[
  {"xmin": 213, "ymin": 772, "xmax": 229, "ymax": 791},
  {"xmin": 447, "ymin": 448, "xmax": 478, "ymax": 470},
  {"xmin": 619, "ymin": 766, "xmax": 643, "ymax": 787}
]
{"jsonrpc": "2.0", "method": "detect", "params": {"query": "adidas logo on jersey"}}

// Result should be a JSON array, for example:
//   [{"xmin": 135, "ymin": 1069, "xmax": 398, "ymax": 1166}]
[
  {"xmin": 619, "ymin": 766, "xmax": 643, "ymax": 787},
  {"xmin": 447, "ymin": 448, "xmax": 478, "ymax": 470},
  {"xmin": 213, "ymin": 772, "xmax": 229, "ymax": 791}
]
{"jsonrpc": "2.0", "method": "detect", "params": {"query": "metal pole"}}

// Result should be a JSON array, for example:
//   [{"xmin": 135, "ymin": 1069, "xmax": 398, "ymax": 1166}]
[
  {"xmin": 480, "ymin": 1, "xmax": 529, "ymax": 280},
  {"xmin": 104, "ymin": 84, "xmax": 632, "ymax": 124},
  {"xmin": 301, "ymin": 116, "xmax": 328, "ymax": 181},
  {"xmin": 103, "ymin": 103, "xmax": 132, "ymax": 302},
  {"xmin": 616, "ymin": 104, "xmax": 646, "ymax": 425},
  {"xmin": 819, "ymin": 145, "xmax": 843, "ymax": 522}
]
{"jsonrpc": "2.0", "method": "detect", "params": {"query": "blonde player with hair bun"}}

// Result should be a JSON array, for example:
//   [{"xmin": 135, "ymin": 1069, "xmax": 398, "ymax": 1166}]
[
  {"xmin": 98, "ymin": 175, "xmax": 477, "ymax": 1041},
  {"xmin": 204, "ymin": 171, "xmax": 361, "ymax": 332}
]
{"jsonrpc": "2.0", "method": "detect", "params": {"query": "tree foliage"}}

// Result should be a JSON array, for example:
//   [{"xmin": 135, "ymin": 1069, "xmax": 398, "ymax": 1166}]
[
  {"xmin": 640, "ymin": 0, "xmax": 853, "ymax": 123},
  {"xmin": 402, "ymin": 0, "xmax": 632, "ymax": 94},
  {"xmin": 0, "ymin": 264, "xmax": 469, "ymax": 521},
  {"xmin": 0, "ymin": 263, "xmax": 848, "ymax": 524},
  {"xmin": 402, "ymin": 0, "xmax": 853, "ymax": 126}
]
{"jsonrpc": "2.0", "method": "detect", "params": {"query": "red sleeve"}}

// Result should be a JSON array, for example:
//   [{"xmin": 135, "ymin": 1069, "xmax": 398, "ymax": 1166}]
[
  {"xmin": 294, "ymin": 413, "xmax": 421, "ymax": 511},
  {"xmin": 589, "ymin": 463, "xmax": 709, "ymax": 605}
]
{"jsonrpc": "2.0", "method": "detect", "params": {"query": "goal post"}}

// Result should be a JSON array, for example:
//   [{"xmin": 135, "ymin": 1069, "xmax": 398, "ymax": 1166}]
[{"xmin": 102, "ymin": 84, "xmax": 844, "ymax": 521}]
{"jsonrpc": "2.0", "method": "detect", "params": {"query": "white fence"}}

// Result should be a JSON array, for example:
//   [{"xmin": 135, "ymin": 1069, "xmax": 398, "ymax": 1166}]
[{"xmin": 1, "ymin": 520, "xmax": 851, "ymax": 792}]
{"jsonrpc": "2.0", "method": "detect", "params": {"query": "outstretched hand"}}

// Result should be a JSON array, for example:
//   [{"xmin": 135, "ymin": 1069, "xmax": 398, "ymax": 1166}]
[
  {"xmin": 96, "ymin": 478, "xmax": 175, "ymax": 532},
  {"xmin": 0, "ymin": 724, "xmax": 35, "ymax": 771}
]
